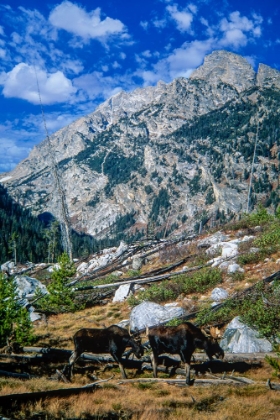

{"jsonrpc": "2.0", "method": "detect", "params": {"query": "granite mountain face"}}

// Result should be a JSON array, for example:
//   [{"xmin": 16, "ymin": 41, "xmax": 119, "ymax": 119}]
[{"xmin": 1, "ymin": 50, "xmax": 280, "ymax": 240}]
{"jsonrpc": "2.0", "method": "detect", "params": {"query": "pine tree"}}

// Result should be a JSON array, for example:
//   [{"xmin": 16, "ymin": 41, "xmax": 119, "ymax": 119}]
[
  {"xmin": 36, "ymin": 253, "xmax": 82, "ymax": 313},
  {"xmin": 0, "ymin": 273, "xmax": 34, "ymax": 347}
]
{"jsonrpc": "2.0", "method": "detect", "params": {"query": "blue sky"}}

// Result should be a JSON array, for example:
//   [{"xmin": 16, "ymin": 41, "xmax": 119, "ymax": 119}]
[{"xmin": 0, "ymin": 0, "xmax": 279, "ymax": 173}]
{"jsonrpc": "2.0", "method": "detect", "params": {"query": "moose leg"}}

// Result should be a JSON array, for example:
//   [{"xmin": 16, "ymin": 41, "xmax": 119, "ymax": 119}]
[
  {"xmin": 150, "ymin": 352, "xmax": 159, "ymax": 378},
  {"xmin": 181, "ymin": 352, "xmax": 193, "ymax": 385},
  {"xmin": 68, "ymin": 349, "xmax": 80, "ymax": 380},
  {"xmin": 118, "ymin": 362, "xmax": 127, "ymax": 379},
  {"xmin": 185, "ymin": 361, "xmax": 191, "ymax": 385},
  {"xmin": 111, "ymin": 351, "xmax": 127, "ymax": 379}
]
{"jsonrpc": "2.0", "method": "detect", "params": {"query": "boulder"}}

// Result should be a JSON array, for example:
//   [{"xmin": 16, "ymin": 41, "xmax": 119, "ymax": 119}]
[
  {"xmin": 77, "ymin": 262, "xmax": 88, "ymax": 273},
  {"xmin": 130, "ymin": 301, "xmax": 185, "ymax": 331},
  {"xmin": 113, "ymin": 284, "xmax": 132, "ymax": 303},
  {"xmin": 47, "ymin": 263, "xmax": 60, "ymax": 272},
  {"xmin": 198, "ymin": 231, "xmax": 229, "ymax": 247},
  {"xmin": 220, "ymin": 241, "xmax": 239, "ymax": 258},
  {"xmin": 220, "ymin": 316, "xmax": 273, "ymax": 353},
  {"xmin": 115, "ymin": 241, "xmax": 128, "ymax": 257},
  {"xmin": 132, "ymin": 257, "xmax": 143, "ymax": 271},
  {"xmin": 211, "ymin": 287, "xmax": 228, "ymax": 301},
  {"xmin": 28, "ymin": 306, "xmax": 42, "ymax": 322},
  {"xmin": 14, "ymin": 275, "xmax": 48, "ymax": 299},
  {"xmin": 112, "ymin": 271, "xmax": 123, "ymax": 277},
  {"xmin": 1, "ymin": 261, "xmax": 15, "ymax": 273},
  {"xmin": 227, "ymin": 263, "xmax": 244, "ymax": 274},
  {"xmin": 208, "ymin": 240, "xmax": 239, "ymax": 260},
  {"xmin": 218, "ymin": 260, "xmax": 231, "ymax": 270}
]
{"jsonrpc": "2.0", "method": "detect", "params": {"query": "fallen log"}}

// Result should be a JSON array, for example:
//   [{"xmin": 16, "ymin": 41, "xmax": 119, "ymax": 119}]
[
  {"xmin": 100, "ymin": 359, "xmax": 261, "ymax": 376},
  {"xmin": 73, "ymin": 255, "xmax": 195, "ymax": 292},
  {"xmin": 0, "ymin": 377, "xmax": 113, "ymax": 407},
  {"xmin": 267, "ymin": 379, "xmax": 280, "ymax": 391},
  {"xmin": 80, "ymin": 262, "xmax": 214, "ymax": 291},
  {"xmin": 0, "ymin": 370, "xmax": 36, "ymax": 380},
  {"xmin": 7, "ymin": 347, "xmax": 277, "ymax": 364},
  {"xmin": 60, "ymin": 236, "xmax": 194, "ymax": 288},
  {"xmin": 117, "ymin": 377, "xmax": 255, "ymax": 386},
  {"xmin": 0, "ymin": 354, "xmax": 47, "ymax": 364},
  {"xmin": 205, "ymin": 372, "xmax": 254, "ymax": 384}
]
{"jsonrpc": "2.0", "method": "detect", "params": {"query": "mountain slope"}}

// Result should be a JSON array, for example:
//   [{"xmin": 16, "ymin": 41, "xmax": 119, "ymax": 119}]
[{"xmin": 1, "ymin": 50, "xmax": 280, "ymax": 240}]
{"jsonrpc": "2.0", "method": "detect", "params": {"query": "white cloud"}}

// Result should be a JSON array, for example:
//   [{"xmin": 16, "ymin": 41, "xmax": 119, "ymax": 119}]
[
  {"xmin": 0, "ymin": 137, "xmax": 32, "ymax": 172},
  {"xmin": 49, "ymin": 1, "xmax": 127, "ymax": 42},
  {"xmin": 112, "ymin": 61, "xmax": 121, "ymax": 69},
  {"xmin": 38, "ymin": 112, "xmax": 78, "ymax": 133},
  {"xmin": 140, "ymin": 21, "xmax": 149, "ymax": 30},
  {"xmin": 136, "ymin": 8, "xmax": 265, "ymax": 87},
  {"xmin": 153, "ymin": 18, "xmax": 168, "ymax": 29},
  {"xmin": 219, "ymin": 11, "xmax": 262, "ymax": 49},
  {"xmin": 245, "ymin": 55, "xmax": 256, "ymax": 67},
  {"xmin": 0, "ymin": 48, "xmax": 7, "ymax": 59},
  {"xmin": 137, "ymin": 39, "xmax": 214, "ymax": 84},
  {"xmin": 0, "ymin": 26, "xmax": 5, "ymax": 36},
  {"xmin": 188, "ymin": 4, "xmax": 197, "ymax": 14},
  {"xmin": 0, "ymin": 109, "xmax": 83, "ymax": 172},
  {"xmin": 166, "ymin": 4, "xmax": 194, "ymax": 33},
  {"xmin": 73, "ymin": 71, "xmax": 120, "ymax": 100},
  {"xmin": 60, "ymin": 59, "xmax": 84, "ymax": 75},
  {"xmin": 165, "ymin": 39, "xmax": 214, "ymax": 79},
  {"xmin": 142, "ymin": 50, "xmax": 152, "ymax": 58},
  {"xmin": 11, "ymin": 32, "xmax": 23, "ymax": 44},
  {"xmin": 220, "ymin": 28, "xmax": 247, "ymax": 48},
  {"xmin": 1, "ymin": 63, "xmax": 77, "ymax": 104}
]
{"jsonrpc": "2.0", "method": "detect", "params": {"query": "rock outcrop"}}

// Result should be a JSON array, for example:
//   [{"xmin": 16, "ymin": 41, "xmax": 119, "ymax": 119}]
[{"xmin": 1, "ymin": 50, "xmax": 280, "ymax": 240}]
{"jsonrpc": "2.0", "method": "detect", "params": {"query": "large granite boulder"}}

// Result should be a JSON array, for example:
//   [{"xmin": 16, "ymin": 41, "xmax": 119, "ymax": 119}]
[
  {"xmin": 220, "ymin": 317, "xmax": 273, "ymax": 353},
  {"xmin": 1, "ymin": 261, "xmax": 15, "ymax": 273},
  {"xmin": 211, "ymin": 287, "xmax": 229, "ymax": 301},
  {"xmin": 14, "ymin": 275, "xmax": 48, "ymax": 299},
  {"xmin": 129, "ymin": 301, "xmax": 185, "ymax": 332},
  {"xmin": 113, "ymin": 284, "xmax": 132, "ymax": 303}
]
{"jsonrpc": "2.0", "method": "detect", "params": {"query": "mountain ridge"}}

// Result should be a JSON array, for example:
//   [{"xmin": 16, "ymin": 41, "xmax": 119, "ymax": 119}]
[{"xmin": 1, "ymin": 50, "xmax": 280, "ymax": 241}]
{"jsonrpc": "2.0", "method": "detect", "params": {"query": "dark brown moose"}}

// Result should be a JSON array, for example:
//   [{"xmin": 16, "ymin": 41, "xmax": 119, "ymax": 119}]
[
  {"xmin": 147, "ymin": 322, "xmax": 224, "ymax": 385},
  {"xmin": 67, "ymin": 325, "xmax": 143, "ymax": 379}
]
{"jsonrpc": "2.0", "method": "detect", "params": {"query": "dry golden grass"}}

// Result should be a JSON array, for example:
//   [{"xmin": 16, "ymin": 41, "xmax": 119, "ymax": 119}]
[
  {"xmin": 34, "ymin": 301, "xmax": 131, "ymax": 349},
  {"xmin": 3, "ymin": 380, "xmax": 280, "ymax": 419}
]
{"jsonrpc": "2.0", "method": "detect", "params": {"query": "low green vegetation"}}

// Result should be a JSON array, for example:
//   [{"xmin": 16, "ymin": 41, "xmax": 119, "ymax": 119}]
[
  {"xmin": 265, "ymin": 349, "xmax": 280, "ymax": 378},
  {"xmin": 237, "ymin": 206, "xmax": 280, "ymax": 266},
  {"xmin": 128, "ymin": 268, "xmax": 222, "ymax": 305},
  {"xmin": 196, "ymin": 280, "xmax": 280, "ymax": 340}
]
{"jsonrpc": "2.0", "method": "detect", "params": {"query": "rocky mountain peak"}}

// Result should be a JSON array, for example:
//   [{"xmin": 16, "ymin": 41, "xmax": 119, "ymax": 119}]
[
  {"xmin": 1, "ymin": 50, "xmax": 280, "ymax": 242},
  {"xmin": 257, "ymin": 63, "xmax": 280, "ymax": 89},
  {"xmin": 189, "ymin": 50, "xmax": 256, "ymax": 92}
]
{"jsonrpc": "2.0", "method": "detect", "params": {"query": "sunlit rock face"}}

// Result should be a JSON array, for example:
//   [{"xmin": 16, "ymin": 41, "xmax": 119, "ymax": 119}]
[{"xmin": 2, "ymin": 50, "xmax": 280, "ymax": 240}]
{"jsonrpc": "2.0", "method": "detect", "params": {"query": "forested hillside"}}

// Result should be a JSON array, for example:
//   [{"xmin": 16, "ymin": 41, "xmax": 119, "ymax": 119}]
[
  {"xmin": 0, "ymin": 184, "xmax": 141, "ymax": 264},
  {"xmin": 0, "ymin": 183, "xmax": 52, "ymax": 264}
]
